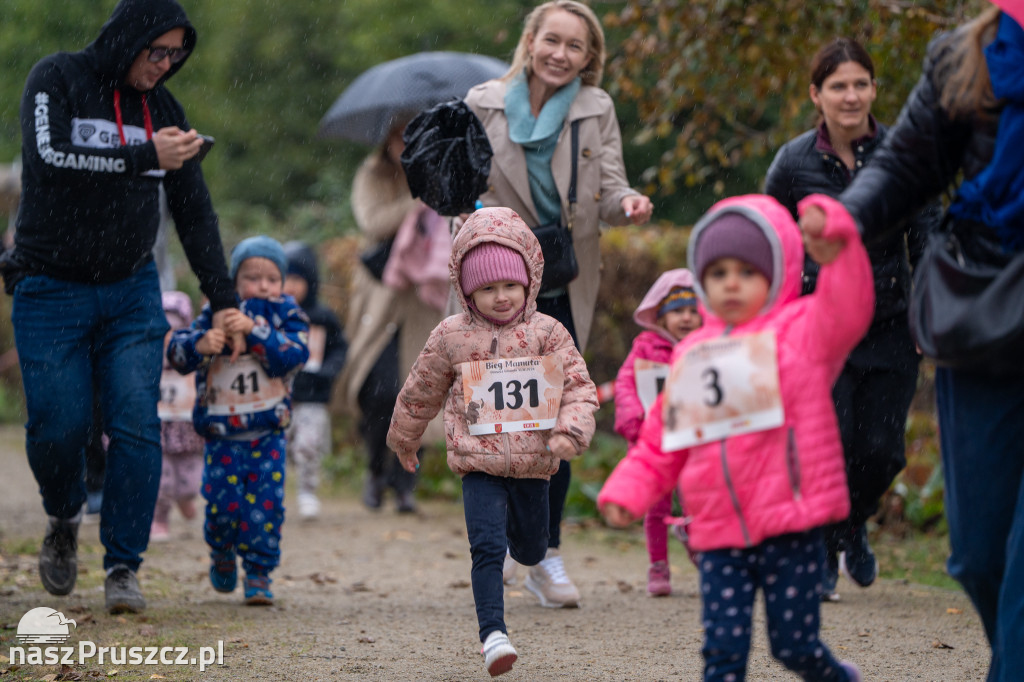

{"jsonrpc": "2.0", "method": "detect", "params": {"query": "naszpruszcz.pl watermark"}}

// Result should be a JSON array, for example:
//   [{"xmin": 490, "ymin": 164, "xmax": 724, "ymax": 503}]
[{"xmin": 10, "ymin": 607, "xmax": 224, "ymax": 672}]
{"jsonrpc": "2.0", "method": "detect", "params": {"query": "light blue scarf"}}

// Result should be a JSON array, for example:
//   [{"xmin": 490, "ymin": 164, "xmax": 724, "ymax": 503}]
[{"xmin": 504, "ymin": 73, "xmax": 581, "ymax": 225}]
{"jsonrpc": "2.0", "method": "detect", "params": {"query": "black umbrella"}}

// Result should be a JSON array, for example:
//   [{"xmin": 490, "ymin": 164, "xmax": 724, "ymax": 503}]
[{"xmin": 317, "ymin": 51, "xmax": 508, "ymax": 146}]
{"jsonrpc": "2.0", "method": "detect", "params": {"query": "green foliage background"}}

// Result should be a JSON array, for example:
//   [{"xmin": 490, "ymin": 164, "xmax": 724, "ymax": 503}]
[{"xmin": 0, "ymin": 1, "xmax": 970, "ymax": 549}]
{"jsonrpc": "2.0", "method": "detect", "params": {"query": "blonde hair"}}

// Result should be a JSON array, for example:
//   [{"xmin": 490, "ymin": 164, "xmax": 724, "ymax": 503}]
[
  {"xmin": 502, "ymin": 1, "xmax": 606, "ymax": 87},
  {"xmin": 937, "ymin": 6, "xmax": 1001, "ymax": 120}
]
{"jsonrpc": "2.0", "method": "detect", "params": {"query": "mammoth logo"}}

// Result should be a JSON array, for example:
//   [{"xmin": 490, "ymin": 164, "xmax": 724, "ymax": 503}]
[
  {"xmin": 78, "ymin": 124, "xmax": 97, "ymax": 142},
  {"xmin": 16, "ymin": 607, "xmax": 77, "ymax": 645}
]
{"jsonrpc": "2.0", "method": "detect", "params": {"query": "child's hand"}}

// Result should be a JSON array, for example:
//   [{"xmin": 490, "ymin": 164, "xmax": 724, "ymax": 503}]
[
  {"xmin": 799, "ymin": 204, "xmax": 844, "ymax": 265},
  {"xmin": 211, "ymin": 309, "xmax": 245, "ymax": 362},
  {"xmin": 547, "ymin": 434, "xmax": 576, "ymax": 460},
  {"xmin": 222, "ymin": 309, "xmax": 256, "ymax": 336},
  {"xmin": 195, "ymin": 328, "xmax": 226, "ymax": 356},
  {"xmin": 601, "ymin": 503, "xmax": 635, "ymax": 528},
  {"xmin": 397, "ymin": 450, "xmax": 420, "ymax": 474}
]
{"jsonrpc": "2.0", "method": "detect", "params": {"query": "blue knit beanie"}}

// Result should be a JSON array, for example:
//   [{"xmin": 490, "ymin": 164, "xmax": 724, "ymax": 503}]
[{"xmin": 230, "ymin": 235, "xmax": 287, "ymax": 281}]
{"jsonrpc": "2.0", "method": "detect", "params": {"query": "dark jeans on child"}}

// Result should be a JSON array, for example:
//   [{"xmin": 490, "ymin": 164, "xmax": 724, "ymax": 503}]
[
  {"xmin": 699, "ymin": 529, "xmax": 852, "ymax": 682},
  {"xmin": 534, "ymin": 292, "xmax": 576, "ymax": 550},
  {"xmin": 203, "ymin": 430, "xmax": 287, "ymax": 575},
  {"xmin": 462, "ymin": 472, "xmax": 550, "ymax": 642}
]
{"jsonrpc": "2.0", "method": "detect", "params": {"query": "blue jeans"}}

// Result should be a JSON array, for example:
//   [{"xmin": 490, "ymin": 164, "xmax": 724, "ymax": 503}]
[
  {"xmin": 13, "ymin": 262, "xmax": 168, "ymax": 571},
  {"xmin": 699, "ymin": 530, "xmax": 850, "ymax": 682},
  {"xmin": 462, "ymin": 472, "xmax": 549, "ymax": 642},
  {"xmin": 937, "ymin": 367, "xmax": 1024, "ymax": 682}
]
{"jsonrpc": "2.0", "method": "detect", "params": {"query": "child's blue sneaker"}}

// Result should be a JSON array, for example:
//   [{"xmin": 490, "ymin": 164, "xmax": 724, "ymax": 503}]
[
  {"xmin": 209, "ymin": 550, "xmax": 237, "ymax": 593},
  {"xmin": 244, "ymin": 574, "xmax": 274, "ymax": 606}
]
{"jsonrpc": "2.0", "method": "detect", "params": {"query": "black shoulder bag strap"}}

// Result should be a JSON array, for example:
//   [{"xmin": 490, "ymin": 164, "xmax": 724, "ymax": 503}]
[{"xmin": 567, "ymin": 119, "xmax": 580, "ymax": 232}]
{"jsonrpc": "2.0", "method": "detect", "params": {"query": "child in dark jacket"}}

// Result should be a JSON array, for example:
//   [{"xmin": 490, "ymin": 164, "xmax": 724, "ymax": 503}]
[
  {"xmin": 613, "ymin": 268, "xmax": 701, "ymax": 596},
  {"xmin": 168, "ymin": 236, "xmax": 309, "ymax": 606},
  {"xmin": 283, "ymin": 241, "xmax": 347, "ymax": 520}
]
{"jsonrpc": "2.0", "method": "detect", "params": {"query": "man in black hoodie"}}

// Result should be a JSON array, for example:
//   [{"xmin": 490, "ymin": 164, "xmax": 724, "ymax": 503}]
[
  {"xmin": 283, "ymin": 242, "xmax": 347, "ymax": 520},
  {"xmin": 0, "ymin": 0, "xmax": 237, "ymax": 614}
]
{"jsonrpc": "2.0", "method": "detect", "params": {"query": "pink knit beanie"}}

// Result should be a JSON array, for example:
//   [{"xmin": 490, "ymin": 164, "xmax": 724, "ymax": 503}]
[
  {"xmin": 693, "ymin": 212, "xmax": 774, "ymax": 283},
  {"xmin": 461, "ymin": 243, "xmax": 529, "ymax": 296}
]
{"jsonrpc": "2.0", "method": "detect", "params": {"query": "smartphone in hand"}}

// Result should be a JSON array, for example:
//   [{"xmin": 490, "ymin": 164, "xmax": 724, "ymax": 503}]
[{"xmin": 196, "ymin": 134, "xmax": 215, "ymax": 162}]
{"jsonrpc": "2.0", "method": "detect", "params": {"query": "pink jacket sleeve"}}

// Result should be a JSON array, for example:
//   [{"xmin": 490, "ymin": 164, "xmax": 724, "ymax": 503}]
[
  {"xmin": 613, "ymin": 345, "xmax": 645, "ymax": 444},
  {"xmin": 549, "ymin": 322, "xmax": 600, "ymax": 456},
  {"xmin": 386, "ymin": 324, "xmax": 455, "ymax": 459},
  {"xmin": 796, "ymin": 194, "xmax": 875, "ymax": 366},
  {"xmin": 597, "ymin": 393, "xmax": 687, "ymax": 520}
]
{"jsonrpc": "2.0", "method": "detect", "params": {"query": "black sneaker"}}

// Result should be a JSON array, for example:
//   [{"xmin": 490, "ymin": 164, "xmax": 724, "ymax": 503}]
[
  {"xmin": 362, "ymin": 474, "xmax": 384, "ymax": 510},
  {"xmin": 840, "ymin": 524, "xmax": 879, "ymax": 588},
  {"xmin": 105, "ymin": 565, "xmax": 146, "ymax": 614},
  {"xmin": 395, "ymin": 489, "xmax": 417, "ymax": 514},
  {"xmin": 39, "ymin": 516, "xmax": 80, "ymax": 596}
]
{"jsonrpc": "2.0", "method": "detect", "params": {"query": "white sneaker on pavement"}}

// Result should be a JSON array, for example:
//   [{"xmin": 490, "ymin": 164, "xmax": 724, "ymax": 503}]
[
  {"xmin": 297, "ymin": 492, "xmax": 321, "ymax": 520},
  {"xmin": 481, "ymin": 630, "xmax": 517, "ymax": 677},
  {"xmin": 524, "ymin": 548, "xmax": 580, "ymax": 608}
]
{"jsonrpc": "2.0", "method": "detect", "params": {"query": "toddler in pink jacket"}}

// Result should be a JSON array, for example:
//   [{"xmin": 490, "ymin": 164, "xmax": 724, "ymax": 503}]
[
  {"xmin": 614, "ymin": 268, "xmax": 702, "ymax": 596},
  {"xmin": 386, "ymin": 207, "xmax": 598, "ymax": 678},
  {"xmin": 599, "ymin": 194, "xmax": 872, "ymax": 682}
]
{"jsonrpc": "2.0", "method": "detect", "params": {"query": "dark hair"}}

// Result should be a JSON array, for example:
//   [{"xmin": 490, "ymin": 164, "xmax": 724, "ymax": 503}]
[{"xmin": 810, "ymin": 38, "xmax": 874, "ymax": 89}]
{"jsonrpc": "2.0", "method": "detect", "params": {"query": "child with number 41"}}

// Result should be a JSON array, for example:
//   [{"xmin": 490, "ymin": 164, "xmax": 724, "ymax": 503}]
[
  {"xmin": 599, "ymin": 195, "xmax": 872, "ymax": 682},
  {"xmin": 386, "ymin": 207, "xmax": 598, "ymax": 678},
  {"xmin": 168, "ymin": 236, "xmax": 309, "ymax": 607}
]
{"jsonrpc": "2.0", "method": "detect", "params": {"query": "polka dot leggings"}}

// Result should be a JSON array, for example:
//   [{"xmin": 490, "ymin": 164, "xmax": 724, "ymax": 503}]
[{"xmin": 699, "ymin": 529, "xmax": 851, "ymax": 681}]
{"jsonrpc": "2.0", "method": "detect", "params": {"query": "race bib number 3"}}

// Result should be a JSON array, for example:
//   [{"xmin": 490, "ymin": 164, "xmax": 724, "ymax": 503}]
[
  {"xmin": 206, "ymin": 355, "xmax": 288, "ymax": 417},
  {"xmin": 461, "ymin": 356, "xmax": 564, "ymax": 436},
  {"xmin": 662, "ymin": 331, "xmax": 784, "ymax": 451}
]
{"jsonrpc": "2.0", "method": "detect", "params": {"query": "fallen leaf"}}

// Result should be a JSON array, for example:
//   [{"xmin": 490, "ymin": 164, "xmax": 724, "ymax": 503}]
[
  {"xmin": 932, "ymin": 640, "xmax": 955, "ymax": 649},
  {"xmin": 349, "ymin": 581, "xmax": 371, "ymax": 593},
  {"xmin": 857, "ymin": 630, "xmax": 870, "ymax": 637},
  {"xmin": 946, "ymin": 608, "xmax": 962, "ymax": 614},
  {"xmin": 616, "ymin": 580, "xmax": 634, "ymax": 593}
]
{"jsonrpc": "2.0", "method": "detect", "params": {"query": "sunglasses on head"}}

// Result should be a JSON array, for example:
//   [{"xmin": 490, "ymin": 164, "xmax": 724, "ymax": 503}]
[{"xmin": 146, "ymin": 45, "xmax": 190, "ymax": 64}]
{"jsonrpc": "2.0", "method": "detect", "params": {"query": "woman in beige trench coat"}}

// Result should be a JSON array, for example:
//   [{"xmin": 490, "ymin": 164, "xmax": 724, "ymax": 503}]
[{"xmin": 464, "ymin": 0, "xmax": 653, "ymax": 608}]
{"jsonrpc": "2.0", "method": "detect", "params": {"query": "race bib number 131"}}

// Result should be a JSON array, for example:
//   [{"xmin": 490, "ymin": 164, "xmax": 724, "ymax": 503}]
[
  {"xmin": 661, "ymin": 331, "xmax": 784, "ymax": 451},
  {"xmin": 461, "ymin": 356, "xmax": 564, "ymax": 436}
]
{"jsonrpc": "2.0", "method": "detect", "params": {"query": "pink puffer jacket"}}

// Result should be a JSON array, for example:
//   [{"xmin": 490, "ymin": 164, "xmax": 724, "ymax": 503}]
[
  {"xmin": 386, "ymin": 207, "xmax": 599, "ymax": 479},
  {"xmin": 614, "ymin": 268, "xmax": 698, "ymax": 444},
  {"xmin": 598, "ymin": 194, "xmax": 873, "ymax": 551}
]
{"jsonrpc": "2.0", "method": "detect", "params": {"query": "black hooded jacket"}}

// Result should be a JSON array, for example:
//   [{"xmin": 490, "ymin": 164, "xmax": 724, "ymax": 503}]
[
  {"xmin": 284, "ymin": 241, "xmax": 347, "ymax": 404},
  {"xmin": 5, "ymin": 0, "xmax": 235, "ymax": 309}
]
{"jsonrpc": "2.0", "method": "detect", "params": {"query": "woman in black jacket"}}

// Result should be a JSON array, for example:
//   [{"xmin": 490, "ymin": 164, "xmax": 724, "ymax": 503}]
[
  {"xmin": 765, "ymin": 38, "xmax": 939, "ymax": 600},
  {"xmin": 801, "ymin": 8, "xmax": 1023, "ymax": 678}
]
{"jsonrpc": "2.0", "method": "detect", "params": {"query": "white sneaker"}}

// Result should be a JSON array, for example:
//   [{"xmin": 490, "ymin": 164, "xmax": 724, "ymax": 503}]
[
  {"xmin": 481, "ymin": 631, "xmax": 517, "ymax": 677},
  {"xmin": 297, "ymin": 492, "xmax": 320, "ymax": 520},
  {"xmin": 502, "ymin": 550, "xmax": 519, "ymax": 585},
  {"xmin": 524, "ymin": 548, "xmax": 580, "ymax": 608}
]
